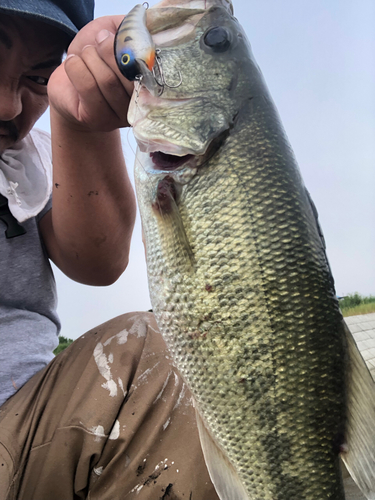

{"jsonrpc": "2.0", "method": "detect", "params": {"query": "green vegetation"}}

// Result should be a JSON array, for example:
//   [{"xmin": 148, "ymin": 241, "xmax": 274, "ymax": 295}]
[
  {"xmin": 54, "ymin": 336, "xmax": 74, "ymax": 355},
  {"xmin": 339, "ymin": 293, "xmax": 375, "ymax": 317}
]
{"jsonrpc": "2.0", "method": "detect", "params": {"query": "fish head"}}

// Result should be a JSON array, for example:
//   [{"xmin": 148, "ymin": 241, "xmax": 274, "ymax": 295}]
[{"xmin": 130, "ymin": 2, "xmax": 264, "ymax": 161}]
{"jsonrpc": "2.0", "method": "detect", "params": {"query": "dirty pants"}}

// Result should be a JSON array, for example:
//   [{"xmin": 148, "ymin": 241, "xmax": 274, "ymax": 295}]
[{"xmin": 0, "ymin": 312, "xmax": 219, "ymax": 500}]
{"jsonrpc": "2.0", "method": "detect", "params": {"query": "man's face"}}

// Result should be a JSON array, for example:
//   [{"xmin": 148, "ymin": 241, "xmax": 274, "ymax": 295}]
[{"xmin": 0, "ymin": 14, "xmax": 70, "ymax": 154}]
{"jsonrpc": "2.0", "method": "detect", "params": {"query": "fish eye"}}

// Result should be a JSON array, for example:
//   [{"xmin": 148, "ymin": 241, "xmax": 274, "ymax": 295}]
[
  {"xmin": 203, "ymin": 27, "xmax": 231, "ymax": 52},
  {"xmin": 121, "ymin": 53, "xmax": 131, "ymax": 65}
]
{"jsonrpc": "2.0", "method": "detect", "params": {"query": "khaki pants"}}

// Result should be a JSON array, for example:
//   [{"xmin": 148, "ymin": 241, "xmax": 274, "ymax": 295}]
[{"xmin": 0, "ymin": 312, "xmax": 219, "ymax": 500}]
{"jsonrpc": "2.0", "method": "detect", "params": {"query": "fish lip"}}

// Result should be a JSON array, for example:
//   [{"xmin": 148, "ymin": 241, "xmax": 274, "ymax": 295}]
[{"xmin": 134, "ymin": 131, "xmax": 204, "ymax": 156}]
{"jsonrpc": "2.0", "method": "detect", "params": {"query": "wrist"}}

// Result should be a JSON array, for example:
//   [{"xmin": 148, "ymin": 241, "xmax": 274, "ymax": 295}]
[{"xmin": 50, "ymin": 105, "xmax": 123, "ymax": 144}]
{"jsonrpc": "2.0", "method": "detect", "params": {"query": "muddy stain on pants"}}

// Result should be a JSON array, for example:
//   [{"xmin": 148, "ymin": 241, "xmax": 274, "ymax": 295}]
[{"xmin": 0, "ymin": 312, "xmax": 220, "ymax": 500}]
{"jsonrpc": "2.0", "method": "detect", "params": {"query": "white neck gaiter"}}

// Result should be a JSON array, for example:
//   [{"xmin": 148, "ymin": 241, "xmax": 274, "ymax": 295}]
[{"xmin": 0, "ymin": 128, "xmax": 52, "ymax": 223}]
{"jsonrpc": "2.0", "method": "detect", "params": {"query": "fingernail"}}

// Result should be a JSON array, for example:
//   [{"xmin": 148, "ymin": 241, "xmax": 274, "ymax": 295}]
[
  {"xmin": 96, "ymin": 29, "xmax": 110, "ymax": 44},
  {"xmin": 82, "ymin": 44, "xmax": 93, "ymax": 51},
  {"xmin": 65, "ymin": 54, "xmax": 76, "ymax": 61}
]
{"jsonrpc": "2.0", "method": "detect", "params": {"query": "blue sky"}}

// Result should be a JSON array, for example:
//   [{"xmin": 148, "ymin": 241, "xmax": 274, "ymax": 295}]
[{"xmin": 37, "ymin": 0, "xmax": 375, "ymax": 339}]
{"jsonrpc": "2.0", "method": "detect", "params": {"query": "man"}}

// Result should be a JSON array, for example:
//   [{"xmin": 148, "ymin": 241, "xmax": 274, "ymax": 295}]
[{"xmin": 0, "ymin": 1, "xmax": 219, "ymax": 498}]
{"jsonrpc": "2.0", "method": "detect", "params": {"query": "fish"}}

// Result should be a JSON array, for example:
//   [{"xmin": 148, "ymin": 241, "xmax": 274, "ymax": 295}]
[{"xmin": 125, "ymin": 0, "xmax": 375, "ymax": 498}]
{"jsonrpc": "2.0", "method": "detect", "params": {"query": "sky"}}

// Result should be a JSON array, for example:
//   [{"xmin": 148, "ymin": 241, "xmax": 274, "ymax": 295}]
[{"xmin": 36, "ymin": 0, "xmax": 375, "ymax": 340}]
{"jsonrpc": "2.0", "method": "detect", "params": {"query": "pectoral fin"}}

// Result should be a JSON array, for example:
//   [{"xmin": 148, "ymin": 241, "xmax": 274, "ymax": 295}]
[
  {"xmin": 153, "ymin": 176, "xmax": 195, "ymax": 268},
  {"xmin": 341, "ymin": 320, "xmax": 375, "ymax": 499},
  {"xmin": 195, "ymin": 409, "xmax": 250, "ymax": 500}
]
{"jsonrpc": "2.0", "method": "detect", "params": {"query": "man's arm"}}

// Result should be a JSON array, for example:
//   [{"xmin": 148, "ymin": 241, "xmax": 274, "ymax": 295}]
[{"xmin": 40, "ymin": 16, "xmax": 137, "ymax": 286}]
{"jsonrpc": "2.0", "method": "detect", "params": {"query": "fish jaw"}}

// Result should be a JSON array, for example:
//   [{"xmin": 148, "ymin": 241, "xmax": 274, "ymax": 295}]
[{"xmin": 129, "ymin": 85, "xmax": 234, "ymax": 156}]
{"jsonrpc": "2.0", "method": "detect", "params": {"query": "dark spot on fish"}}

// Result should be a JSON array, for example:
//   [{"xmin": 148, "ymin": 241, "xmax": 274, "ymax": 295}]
[
  {"xmin": 152, "ymin": 176, "xmax": 178, "ymax": 215},
  {"xmin": 132, "ymin": 412, "xmax": 135, "ymax": 415},
  {"xmin": 205, "ymin": 284, "xmax": 213, "ymax": 292},
  {"xmin": 55, "ymin": 183, "xmax": 60, "ymax": 188},
  {"xmin": 136, "ymin": 463, "xmax": 146, "ymax": 476},
  {"xmin": 88, "ymin": 190, "xmax": 99, "ymax": 196},
  {"xmin": 188, "ymin": 331, "xmax": 202, "ymax": 340}
]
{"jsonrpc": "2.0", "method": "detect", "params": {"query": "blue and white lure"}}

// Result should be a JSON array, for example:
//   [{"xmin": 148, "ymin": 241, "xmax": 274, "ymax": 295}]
[
  {"xmin": 114, "ymin": 3, "xmax": 161, "ymax": 95},
  {"xmin": 114, "ymin": 3, "xmax": 182, "ymax": 97}
]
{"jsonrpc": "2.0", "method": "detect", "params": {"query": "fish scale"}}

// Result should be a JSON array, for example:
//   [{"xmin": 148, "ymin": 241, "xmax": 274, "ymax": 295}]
[
  {"xmin": 138, "ymin": 101, "xmax": 346, "ymax": 499},
  {"xmin": 130, "ymin": 1, "xmax": 375, "ymax": 499}
]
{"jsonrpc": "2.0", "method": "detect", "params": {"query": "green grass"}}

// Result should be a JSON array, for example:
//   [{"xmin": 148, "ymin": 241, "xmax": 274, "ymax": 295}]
[
  {"xmin": 53, "ymin": 336, "xmax": 74, "ymax": 355},
  {"xmin": 339, "ymin": 293, "xmax": 375, "ymax": 317}
]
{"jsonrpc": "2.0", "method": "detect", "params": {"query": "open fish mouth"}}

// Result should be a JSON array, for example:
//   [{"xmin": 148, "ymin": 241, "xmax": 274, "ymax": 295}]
[
  {"xmin": 129, "ymin": 85, "xmax": 233, "ymax": 157},
  {"xmin": 150, "ymin": 151, "xmax": 194, "ymax": 170},
  {"xmin": 144, "ymin": 126, "xmax": 231, "ymax": 175}
]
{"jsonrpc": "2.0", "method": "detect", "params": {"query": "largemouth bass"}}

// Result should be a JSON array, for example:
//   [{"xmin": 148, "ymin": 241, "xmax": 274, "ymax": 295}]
[{"xmin": 120, "ymin": 1, "xmax": 375, "ymax": 498}]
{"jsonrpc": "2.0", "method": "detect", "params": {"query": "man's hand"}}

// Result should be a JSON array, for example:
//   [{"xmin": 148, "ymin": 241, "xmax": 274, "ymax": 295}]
[{"xmin": 48, "ymin": 15, "xmax": 134, "ymax": 132}]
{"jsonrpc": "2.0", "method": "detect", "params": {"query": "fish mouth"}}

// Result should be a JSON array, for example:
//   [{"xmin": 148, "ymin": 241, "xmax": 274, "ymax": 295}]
[
  {"xmin": 147, "ymin": 128, "xmax": 229, "ymax": 175},
  {"xmin": 147, "ymin": 122, "xmax": 232, "ymax": 172},
  {"xmin": 150, "ymin": 151, "xmax": 194, "ymax": 170}
]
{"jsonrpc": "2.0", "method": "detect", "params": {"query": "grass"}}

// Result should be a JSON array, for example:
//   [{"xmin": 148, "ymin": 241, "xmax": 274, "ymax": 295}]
[
  {"xmin": 339, "ymin": 293, "xmax": 375, "ymax": 317},
  {"xmin": 54, "ymin": 336, "xmax": 74, "ymax": 355}
]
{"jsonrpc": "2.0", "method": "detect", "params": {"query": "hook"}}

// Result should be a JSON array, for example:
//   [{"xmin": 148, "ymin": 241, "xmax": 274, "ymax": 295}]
[
  {"xmin": 134, "ymin": 75, "xmax": 143, "ymax": 104},
  {"xmin": 142, "ymin": 2, "xmax": 149, "ymax": 9},
  {"xmin": 153, "ymin": 49, "xmax": 183, "ymax": 95}
]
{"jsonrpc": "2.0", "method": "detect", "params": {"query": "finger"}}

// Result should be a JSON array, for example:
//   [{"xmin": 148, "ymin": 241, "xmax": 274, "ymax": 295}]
[
  {"xmin": 48, "ymin": 64, "xmax": 81, "ymax": 122},
  {"xmin": 64, "ymin": 53, "xmax": 123, "ymax": 128},
  {"xmin": 94, "ymin": 28, "xmax": 134, "ymax": 97},
  {"xmin": 79, "ymin": 45, "xmax": 132, "ymax": 122},
  {"xmin": 67, "ymin": 15, "xmax": 125, "ymax": 54}
]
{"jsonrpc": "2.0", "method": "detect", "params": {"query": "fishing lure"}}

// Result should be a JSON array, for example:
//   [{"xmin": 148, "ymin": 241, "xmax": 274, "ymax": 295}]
[
  {"xmin": 114, "ymin": 3, "xmax": 182, "ymax": 96},
  {"xmin": 114, "ymin": 3, "xmax": 155, "ymax": 80},
  {"xmin": 114, "ymin": 4, "xmax": 157, "ymax": 84}
]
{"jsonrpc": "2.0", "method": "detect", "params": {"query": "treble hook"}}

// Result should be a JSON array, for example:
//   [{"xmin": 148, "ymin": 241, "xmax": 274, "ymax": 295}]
[
  {"xmin": 153, "ymin": 49, "xmax": 183, "ymax": 95},
  {"xmin": 134, "ymin": 75, "xmax": 143, "ymax": 104}
]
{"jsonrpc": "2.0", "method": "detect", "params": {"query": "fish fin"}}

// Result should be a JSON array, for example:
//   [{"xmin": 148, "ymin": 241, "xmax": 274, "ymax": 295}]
[
  {"xmin": 341, "ymin": 320, "xmax": 375, "ymax": 499},
  {"xmin": 341, "ymin": 461, "xmax": 367, "ymax": 500},
  {"xmin": 195, "ymin": 409, "xmax": 250, "ymax": 500},
  {"xmin": 165, "ymin": 203, "xmax": 195, "ymax": 268},
  {"xmin": 155, "ymin": 185, "xmax": 195, "ymax": 268}
]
